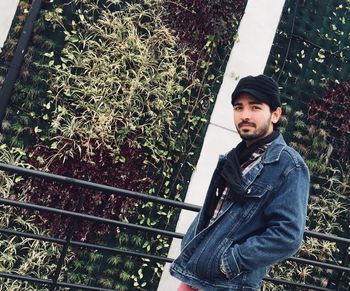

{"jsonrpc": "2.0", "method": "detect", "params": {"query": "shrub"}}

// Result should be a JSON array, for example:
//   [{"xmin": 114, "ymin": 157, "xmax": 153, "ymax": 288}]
[{"xmin": 23, "ymin": 140, "xmax": 150, "ymax": 241}]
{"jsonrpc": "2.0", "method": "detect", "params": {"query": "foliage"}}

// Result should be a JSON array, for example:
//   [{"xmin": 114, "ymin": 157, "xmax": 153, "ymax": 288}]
[
  {"xmin": 264, "ymin": 0, "xmax": 350, "ymax": 290},
  {"xmin": 2, "ymin": 0, "xmax": 349, "ymax": 289},
  {"xmin": 0, "ymin": 0, "xmax": 246, "ymax": 289},
  {"xmin": 66, "ymin": 232, "xmax": 166, "ymax": 290},
  {"xmin": 308, "ymin": 80, "xmax": 350, "ymax": 161},
  {"xmin": 23, "ymin": 140, "xmax": 148, "ymax": 241},
  {"xmin": 45, "ymin": 1, "xmax": 197, "ymax": 159},
  {"xmin": 0, "ymin": 0, "xmax": 63, "ymax": 148},
  {"xmin": 0, "ymin": 0, "xmax": 31, "ymax": 81},
  {"xmin": 0, "ymin": 145, "xmax": 70, "ymax": 290},
  {"xmin": 164, "ymin": 0, "xmax": 246, "ymax": 63}
]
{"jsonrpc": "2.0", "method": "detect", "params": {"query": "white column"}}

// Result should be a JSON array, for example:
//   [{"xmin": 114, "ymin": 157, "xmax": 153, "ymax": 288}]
[
  {"xmin": 157, "ymin": 0, "xmax": 285, "ymax": 290},
  {"xmin": 0, "ymin": 0, "xmax": 19, "ymax": 52}
]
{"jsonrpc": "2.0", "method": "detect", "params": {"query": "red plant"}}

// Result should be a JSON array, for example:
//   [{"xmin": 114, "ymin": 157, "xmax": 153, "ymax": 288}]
[
  {"xmin": 163, "ymin": 0, "xmax": 246, "ymax": 63},
  {"xmin": 308, "ymin": 80, "xmax": 350, "ymax": 159},
  {"xmin": 22, "ymin": 140, "xmax": 152, "ymax": 241}
]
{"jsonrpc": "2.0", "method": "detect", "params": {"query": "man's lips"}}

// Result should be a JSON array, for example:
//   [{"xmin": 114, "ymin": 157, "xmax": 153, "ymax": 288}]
[{"xmin": 239, "ymin": 122, "xmax": 255, "ymax": 129}]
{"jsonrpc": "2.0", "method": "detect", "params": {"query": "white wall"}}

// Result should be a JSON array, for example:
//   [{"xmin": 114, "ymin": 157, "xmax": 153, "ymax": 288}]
[
  {"xmin": 0, "ymin": 0, "xmax": 19, "ymax": 52},
  {"xmin": 157, "ymin": 0, "xmax": 286, "ymax": 290}
]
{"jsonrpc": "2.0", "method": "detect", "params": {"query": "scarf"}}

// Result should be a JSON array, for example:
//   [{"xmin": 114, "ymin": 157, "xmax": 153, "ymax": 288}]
[{"xmin": 221, "ymin": 130, "xmax": 280, "ymax": 202}]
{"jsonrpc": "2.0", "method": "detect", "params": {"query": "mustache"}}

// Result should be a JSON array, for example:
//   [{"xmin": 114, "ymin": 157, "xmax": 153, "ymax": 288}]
[{"xmin": 238, "ymin": 121, "xmax": 256, "ymax": 128}]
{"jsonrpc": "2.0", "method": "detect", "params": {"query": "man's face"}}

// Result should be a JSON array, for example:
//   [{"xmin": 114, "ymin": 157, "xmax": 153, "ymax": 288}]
[{"xmin": 233, "ymin": 93, "xmax": 281, "ymax": 146}]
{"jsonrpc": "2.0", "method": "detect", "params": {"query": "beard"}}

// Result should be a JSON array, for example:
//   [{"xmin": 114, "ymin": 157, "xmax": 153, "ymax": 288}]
[{"xmin": 237, "ymin": 118, "xmax": 272, "ymax": 142}]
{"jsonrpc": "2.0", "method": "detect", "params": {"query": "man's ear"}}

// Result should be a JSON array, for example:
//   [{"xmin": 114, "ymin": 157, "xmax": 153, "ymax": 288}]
[{"xmin": 271, "ymin": 107, "xmax": 282, "ymax": 124}]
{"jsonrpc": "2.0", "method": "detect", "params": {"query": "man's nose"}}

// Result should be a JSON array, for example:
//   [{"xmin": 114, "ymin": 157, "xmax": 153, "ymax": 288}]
[{"xmin": 241, "ymin": 109, "xmax": 252, "ymax": 120}]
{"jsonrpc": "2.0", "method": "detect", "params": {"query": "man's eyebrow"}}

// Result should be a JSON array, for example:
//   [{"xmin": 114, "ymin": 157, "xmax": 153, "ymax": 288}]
[
  {"xmin": 233, "ymin": 100, "xmax": 263, "ymax": 106},
  {"xmin": 249, "ymin": 100, "xmax": 263, "ymax": 105}
]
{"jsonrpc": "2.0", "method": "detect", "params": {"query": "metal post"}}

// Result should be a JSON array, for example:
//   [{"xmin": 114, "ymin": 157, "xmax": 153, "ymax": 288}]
[
  {"xmin": 335, "ymin": 248, "xmax": 349, "ymax": 291},
  {"xmin": 0, "ymin": 0, "xmax": 43, "ymax": 128},
  {"xmin": 49, "ymin": 193, "xmax": 86, "ymax": 291}
]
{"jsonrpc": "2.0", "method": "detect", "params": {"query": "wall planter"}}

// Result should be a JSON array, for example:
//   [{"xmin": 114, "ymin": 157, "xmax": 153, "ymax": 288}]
[
  {"xmin": 265, "ymin": 0, "xmax": 350, "ymax": 290},
  {"xmin": 0, "ymin": 0, "xmax": 246, "ymax": 289}
]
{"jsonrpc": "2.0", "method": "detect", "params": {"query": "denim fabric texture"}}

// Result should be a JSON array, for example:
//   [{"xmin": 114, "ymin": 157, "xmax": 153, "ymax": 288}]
[{"xmin": 170, "ymin": 134, "xmax": 310, "ymax": 290}]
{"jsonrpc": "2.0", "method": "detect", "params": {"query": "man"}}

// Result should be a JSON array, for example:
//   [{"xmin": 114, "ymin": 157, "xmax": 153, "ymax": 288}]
[{"xmin": 170, "ymin": 74, "xmax": 310, "ymax": 291}]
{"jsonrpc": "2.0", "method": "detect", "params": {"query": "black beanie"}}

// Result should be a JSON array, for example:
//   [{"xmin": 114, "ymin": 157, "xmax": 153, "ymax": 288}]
[{"xmin": 231, "ymin": 75, "xmax": 281, "ymax": 110}]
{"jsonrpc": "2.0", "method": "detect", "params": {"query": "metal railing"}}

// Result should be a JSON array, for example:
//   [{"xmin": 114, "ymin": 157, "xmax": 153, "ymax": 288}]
[
  {"xmin": 0, "ymin": 162, "xmax": 349, "ymax": 291},
  {"xmin": 0, "ymin": 0, "xmax": 43, "ymax": 126},
  {"xmin": 0, "ymin": 1, "xmax": 349, "ymax": 290}
]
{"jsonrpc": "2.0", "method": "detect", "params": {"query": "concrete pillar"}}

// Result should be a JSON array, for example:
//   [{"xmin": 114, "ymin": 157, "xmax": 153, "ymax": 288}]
[{"xmin": 157, "ymin": 0, "xmax": 286, "ymax": 290}]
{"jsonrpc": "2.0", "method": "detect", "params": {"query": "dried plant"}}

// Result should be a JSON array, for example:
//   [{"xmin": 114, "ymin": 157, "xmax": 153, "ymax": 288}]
[
  {"xmin": 46, "ymin": 1, "xmax": 197, "ymax": 162},
  {"xmin": 1, "ymin": 0, "xmax": 245, "ymax": 289},
  {"xmin": 0, "ymin": 145, "xmax": 71, "ymax": 290}
]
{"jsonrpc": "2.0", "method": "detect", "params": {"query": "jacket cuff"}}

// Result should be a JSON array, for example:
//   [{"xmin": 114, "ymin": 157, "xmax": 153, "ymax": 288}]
[{"xmin": 221, "ymin": 245, "xmax": 241, "ymax": 278}]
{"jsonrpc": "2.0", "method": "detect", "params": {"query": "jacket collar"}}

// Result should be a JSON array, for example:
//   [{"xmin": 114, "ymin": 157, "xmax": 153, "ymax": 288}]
[{"xmin": 262, "ymin": 134, "xmax": 286, "ymax": 164}]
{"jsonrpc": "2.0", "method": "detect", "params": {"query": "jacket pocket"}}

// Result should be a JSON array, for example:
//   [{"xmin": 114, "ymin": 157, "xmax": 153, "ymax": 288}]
[
  {"xmin": 245, "ymin": 181, "xmax": 272, "ymax": 198},
  {"xmin": 227, "ymin": 182, "xmax": 272, "ymax": 228},
  {"xmin": 188, "ymin": 238, "xmax": 230, "ymax": 282}
]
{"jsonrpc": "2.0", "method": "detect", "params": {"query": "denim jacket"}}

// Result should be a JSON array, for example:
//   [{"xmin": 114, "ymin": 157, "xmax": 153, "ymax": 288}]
[{"xmin": 170, "ymin": 135, "xmax": 310, "ymax": 291}]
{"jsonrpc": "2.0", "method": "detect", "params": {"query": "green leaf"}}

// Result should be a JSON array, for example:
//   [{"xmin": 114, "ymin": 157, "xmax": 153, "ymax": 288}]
[
  {"xmin": 43, "ymin": 51, "xmax": 54, "ymax": 58},
  {"xmin": 34, "ymin": 126, "xmax": 42, "ymax": 133}
]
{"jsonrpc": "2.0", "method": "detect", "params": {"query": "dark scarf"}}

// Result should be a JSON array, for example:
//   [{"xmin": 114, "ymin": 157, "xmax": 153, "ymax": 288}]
[{"xmin": 221, "ymin": 130, "xmax": 280, "ymax": 202}]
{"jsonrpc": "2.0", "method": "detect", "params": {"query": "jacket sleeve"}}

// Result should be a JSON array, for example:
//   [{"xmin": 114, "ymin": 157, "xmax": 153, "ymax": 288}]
[{"xmin": 221, "ymin": 162, "xmax": 310, "ymax": 277}]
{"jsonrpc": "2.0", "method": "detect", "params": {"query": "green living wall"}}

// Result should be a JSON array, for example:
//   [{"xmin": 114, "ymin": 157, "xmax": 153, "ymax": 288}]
[
  {"xmin": 2, "ymin": 0, "xmax": 348, "ymax": 290},
  {"xmin": 0, "ymin": 0, "xmax": 246, "ymax": 290},
  {"xmin": 265, "ymin": 0, "xmax": 349, "ymax": 290}
]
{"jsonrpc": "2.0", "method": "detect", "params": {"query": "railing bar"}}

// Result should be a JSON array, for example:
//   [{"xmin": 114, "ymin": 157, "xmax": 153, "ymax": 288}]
[
  {"xmin": 1, "ymin": 196, "xmax": 349, "ymax": 245},
  {"xmin": 0, "ymin": 227, "xmax": 172, "ymax": 263},
  {"xmin": 0, "ymin": 0, "xmax": 43, "ymax": 125},
  {"xmin": 55, "ymin": 281, "xmax": 121, "ymax": 291},
  {"xmin": 288, "ymin": 256, "xmax": 350, "ymax": 273},
  {"xmin": 50, "ymin": 193, "xmax": 86, "ymax": 291},
  {"xmin": 263, "ymin": 276, "xmax": 333, "ymax": 291},
  {"xmin": 0, "ymin": 197, "xmax": 185, "ymax": 239},
  {"xmin": 3, "ymin": 227, "xmax": 349, "ymax": 270},
  {"xmin": 71, "ymin": 241, "xmax": 173, "ymax": 263},
  {"xmin": 1, "ymin": 197, "xmax": 349, "ymax": 246},
  {"xmin": 0, "ymin": 271, "xmax": 334, "ymax": 291},
  {"xmin": 0, "ymin": 227, "xmax": 66, "ymax": 244},
  {"xmin": 0, "ymin": 163, "xmax": 201, "ymax": 212},
  {"xmin": 0, "ymin": 272, "xmax": 116, "ymax": 291},
  {"xmin": 0, "ymin": 271, "xmax": 52, "ymax": 285},
  {"xmin": 335, "ymin": 249, "xmax": 349, "ymax": 290},
  {"xmin": 304, "ymin": 230, "xmax": 350, "ymax": 245},
  {"xmin": 1, "ymin": 163, "xmax": 349, "ymax": 245}
]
